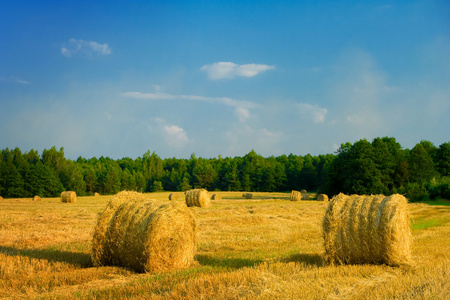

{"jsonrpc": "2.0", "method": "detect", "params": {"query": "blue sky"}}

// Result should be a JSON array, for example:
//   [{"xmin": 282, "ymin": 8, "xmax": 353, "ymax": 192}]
[{"xmin": 1, "ymin": 1, "xmax": 449, "ymax": 160}]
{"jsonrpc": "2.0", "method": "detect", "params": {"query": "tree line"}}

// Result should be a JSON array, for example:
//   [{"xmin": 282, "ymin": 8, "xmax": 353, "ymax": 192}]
[{"xmin": 0, "ymin": 137, "xmax": 449, "ymax": 202}]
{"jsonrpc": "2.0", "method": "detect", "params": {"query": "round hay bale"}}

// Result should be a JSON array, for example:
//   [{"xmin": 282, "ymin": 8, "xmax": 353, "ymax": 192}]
[
  {"xmin": 301, "ymin": 189, "xmax": 307, "ymax": 193},
  {"xmin": 302, "ymin": 194, "xmax": 310, "ymax": 200},
  {"xmin": 317, "ymin": 194, "xmax": 329, "ymax": 202},
  {"xmin": 169, "ymin": 193, "xmax": 179, "ymax": 200},
  {"xmin": 211, "ymin": 193, "xmax": 222, "ymax": 200},
  {"xmin": 185, "ymin": 189, "xmax": 210, "ymax": 208},
  {"xmin": 0, "ymin": 196, "xmax": 3, "ymax": 201},
  {"xmin": 242, "ymin": 193, "xmax": 253, "ymax": 199},
  {"xmin": 94, "ymin": 192, "xmax": 100, "ymax": 197},
  {"xmin": 323, "ymin": 193, "xmax": 412, "ymax": 266},
  {"xmin": 290, "ymin": 190, "xmax": 302, "ymax": 201},
  {"xmin": 92, "ymin": 191, "xmax": 198, "ymax": 273},
  {"xmin": 61, "ymin": 191, "xmax": 76, "ymax": 203},
  {"xmin": 32, "ymin": 195, "xmax": 41, "ymax": 202}
]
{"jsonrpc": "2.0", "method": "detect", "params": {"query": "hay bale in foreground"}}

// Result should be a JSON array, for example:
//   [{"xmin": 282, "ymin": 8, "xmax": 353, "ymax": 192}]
[
  {"xmin": 211, "ymin": 193, "xmax": 222, "ymax": 200},
  {"xmin": 185, "ymin": 189, "xmax": 210, "ymax": 208},
  {"xmin": 242, "ymin": 193, "xmax": 253, "ymax": 199},
  {"xmin": 92, "ymin": 191, "xmax": 198, "ymax": 273},
  {"xmin": 323, "ymin": 193, "xmax": 412, "ymax": 266},
  {"xmin": 32, "ymin": 195, "xmax": 41, "ymax": 201},
  {"xmin": 290, "ymin": 190, "xmax": 302, "ymax": 201},
  {"xmin": 169, "ymin": 193, "xmax": 179, "ymax": 200},
  {"xmin": 317, "ymin": 194, "xmax": 329, "ymax": 202},
  {"xmin": 61, "ymin": 191, "xmax": 76, "ymax": 203}
]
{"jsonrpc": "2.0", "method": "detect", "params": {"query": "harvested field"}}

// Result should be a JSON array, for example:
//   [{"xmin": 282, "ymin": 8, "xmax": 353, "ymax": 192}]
[{"xmin": 0, "ymin": 192, "xmax": 449, "ymax": 299}]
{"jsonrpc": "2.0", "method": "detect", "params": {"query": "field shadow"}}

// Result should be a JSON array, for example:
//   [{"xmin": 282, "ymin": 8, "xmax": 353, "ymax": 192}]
[
  {"xmin": 196, "ymin": 254, "xmax": 264, "ymax": 269},
  {"xmin": 280, "ymin": 253, "xmax": 324, "ymax": 267},
  {"xmin": 0, "ymin": 245, "xmax": 92, "ymax": 268}
]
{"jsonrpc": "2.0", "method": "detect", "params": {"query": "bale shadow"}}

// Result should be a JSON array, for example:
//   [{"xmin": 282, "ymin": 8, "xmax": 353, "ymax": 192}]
[
  {"xmin": 280, "ymin": 253, "xmax": 324, "ymax": 267},
  {"xmin": 196, "ymin": 254, "xmax": 264, "ymax": 269},
  {"xmin": 0, "ymin": 245, "xmax": 92, "ymax": 268}
]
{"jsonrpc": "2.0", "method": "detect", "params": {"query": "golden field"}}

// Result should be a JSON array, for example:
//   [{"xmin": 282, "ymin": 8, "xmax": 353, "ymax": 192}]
[{"xmin": 0, "ymin": 192, "xmax": 449, "ymax": 299}]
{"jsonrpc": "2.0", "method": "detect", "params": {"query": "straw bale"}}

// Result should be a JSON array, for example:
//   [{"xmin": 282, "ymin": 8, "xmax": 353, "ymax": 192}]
[
  {"xmin": 243, "ymin": 193, "xmax": 253, "ymax": 199},
  {"xmin": 32, "ymin": 195, "xmax": 41, "ymax": 202},
  {"xmin": 169, "ymin": 193, "xmax": 179, "ymax": 200},
  {"xmin": 301, "ymin": 189, "xmax": 307, "ymax": 193},
  {"xmin": 0, "ymin": 196, "xmax": 3, "ymax": 201},
  {"xmin": 317, "ymin": 194, "xmax": 329, "ymax": 202},
  {"xmin": 290, "ymin": 190, "xmax": 302, "ymax": 201},
  {"xmin": 185, "ymin": 189, "xmax": 211, "ymax": 208},
  {"xmin": 61, "ymin": 191, "xmax": 76, "ymax": 203},
  {"xmin": 302, "ymin": 194, "xmax": 310, "ymax": 200},
  {"xmin": 323, "ymin": 193, "xmax": 412, "ymax": 266},
  {"xmin": 211, "ymin": 193, "xmax": 222, "ymax": 200},
  {"xmin": 94, "ymin": 192, "xmax": 100, "ymax": 197},
  {"xmin": 92, "ymin": 191, "xmax": 198, "ymax": 273}
]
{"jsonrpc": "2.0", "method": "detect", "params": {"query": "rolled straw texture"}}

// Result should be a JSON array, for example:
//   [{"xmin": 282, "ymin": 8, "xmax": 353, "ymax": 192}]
[
  {"xmin": 61, "ymin": 191, "xmax": 76, "ymax": 203},
  {"xmin": 32, "ymin": 195, "xmax": 41, "ymax": 201},
  {"xmin": 169, "ymin": 193, "xmax": 179, "ymax": 200},
  {"xmin": 317, "ymin": 194, "xmax": 329, "ymax": 202},
  {"xmin": 185, "ymin": 189, "xmax": 211, "ymax": 208},
  {"xmin": 323, "ymin": 193, "xmax": 412, "ymax": 266},
  {"xmin": 91, "ymin": 191, "xmax": 198, "ymax": 273},
  {"xmin": 290, "ymin": 190, "xmax": 302, "ymax": 201},
  {"xmin": 243, "ymin": 193, "xmax": 253, "ymax": 199},
  {"xmin": 211, "ymin": 193, "xmax": 222, "ymax": 200}
]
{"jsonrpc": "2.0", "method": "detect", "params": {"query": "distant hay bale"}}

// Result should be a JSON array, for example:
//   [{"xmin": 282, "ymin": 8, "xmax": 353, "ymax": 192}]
[
  {"xmin": 0, "ymin": 196, "xmax": 3, "ymax": 201},
  {"xmin": 301, "ymin": 189, "xmax": 307, "ymax": 193},
  {"xmin": 61, "ymin": 191, "xmax": 76, "ymax": 203},
  {"xmin": 290, "ymin": 190, "xmax": 302, "ymax": 201},
  {"xmin": 91, "ymin": 191, "xmax": 198, "ymax": 273},
  {"xmin": 32, "ymin": 195, "xmax": 41, "ymax": 202},
  {"xmin": 302, "ymin": 194, "xmax": 310, "ymax": 200},
  {"xmin": 323, "ymin": 193, "xmax": 412, "ymax": 266},
  {"xmin": 94, "ymin": 192, "xmax": 100, "ymax": 197},
  {"xmin": 317, "ymin": 194, "xmax": 329, "ymax": 202},
  {"xmin": 243, "ymin": 193, "xmax": 253, "ymax": 199},
  {"xmin": 169, "ymin": 193, "xmax": 179, "ymax": 200},
  {"xmin": 211, "ymin": 193, "xmax": 222, "ymax": 200},
  {"xmin": 185, "ymin": 189, "xmax": 211, "ymax": 208}
]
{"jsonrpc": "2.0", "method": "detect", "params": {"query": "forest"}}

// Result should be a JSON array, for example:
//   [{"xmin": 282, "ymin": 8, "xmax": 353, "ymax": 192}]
[{"xmin": 0, "ymin": 137, "xmax": 449, "ymax": 202}]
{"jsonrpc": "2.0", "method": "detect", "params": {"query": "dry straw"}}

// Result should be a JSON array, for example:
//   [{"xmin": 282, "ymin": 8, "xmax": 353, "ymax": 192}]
[
  {"xmin": 169, "ymin": 193, "xmax": 179, "ymax": 200},
  {"xmin": 32, "ymin": 195, "xmax": 41, "ymax": 202},
  {"xmin": 0, "ymin": 196, "xmax": 3, "ymax": 201},
  {"xmin": 211, "ymin": 193, "xmax": 222, "ymax": 200},
  {"xmin": 302, "ymin": 194, "xmax": 310, "ymax": 200},
  {"xmin": 61, "ymin": 191, "xmax": 76, "ymax": 203},
  {"xmin": 317, "ymin": 194, "xmax": 329, "ymax": 202},
  {"xmin": 92, "ymin": 191, "xmax": 198, "ymax": 273},
  {"xmin": 290, "ymin": 190, "xmax": 302, "ymax": 201},
  {"xmin": 242, "ymin": 193, "xmax": 253, "ymax": 199},
  {"xmin": 94, "ymin": 192, "xmax": 100, "ymax": 197},
  {"xmin": 301, "ymin": 189, "xmax": 307, "ymax": 193},
  {"xmin": 185, "ymin": 189, "xmax": 211, "ymax": 208},
  {"xmin": 323, "ymin": 193, "xmax": 412, "ymax": 266}
]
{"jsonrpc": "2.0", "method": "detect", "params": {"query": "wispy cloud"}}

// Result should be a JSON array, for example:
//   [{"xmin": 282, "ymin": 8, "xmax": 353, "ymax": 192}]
[
  {"xmin": 0, "ymin": 76, "xmax": 30, "ymax": 85},
  {"xmin": 122, "ymin": 91, "xmax": 256, "ymax": 122},
  {"xmin": 296, "ymin": 103, "xmax": 327, "ymax": 123},
  {"xmin": 200, "ymin": 62, "xmax": 274, "ymax": 80},
  {"xmin": 61, "ymin": 38, "xmax": 112, "ymax": 58}
]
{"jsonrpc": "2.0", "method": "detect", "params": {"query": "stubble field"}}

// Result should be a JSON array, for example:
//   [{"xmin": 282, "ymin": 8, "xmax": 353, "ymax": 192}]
[{"xmin": 0, "ymin": 192, "xmax": 449, "ymax": 299}]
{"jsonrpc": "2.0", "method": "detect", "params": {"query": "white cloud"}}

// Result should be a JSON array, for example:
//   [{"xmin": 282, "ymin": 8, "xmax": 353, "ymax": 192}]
[
  {"xmin": 163, "ymin": 125, "xmax": 189, "ymax": 149},
  {"xmin": 0, "ymin": 76, "xmax": 30, "ymax": 85},
  {"xmin": 296, "ymin": 103, "xmax": 327, "ymax": 123},
  {"xmin": 122, "ymin": 91, "xmax": 256, "ymax": 123},
  {"xmin": 200, "ymin": 62, "xmax": 274, "ymax": 80},
  {"xmin": 61, "ymin": 38, "xmax": 112, "ymax": 58}
]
